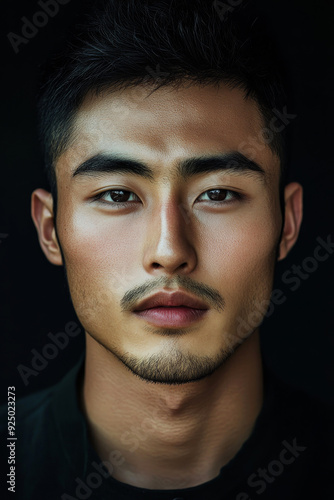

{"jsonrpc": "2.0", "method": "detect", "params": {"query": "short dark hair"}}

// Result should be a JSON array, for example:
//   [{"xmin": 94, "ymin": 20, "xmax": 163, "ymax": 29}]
[{"xmin": 37, "ymin": 0, "xmax": 288, "ymax": 220}]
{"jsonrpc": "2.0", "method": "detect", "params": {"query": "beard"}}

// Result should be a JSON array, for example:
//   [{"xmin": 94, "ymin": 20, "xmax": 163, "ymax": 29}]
[
  {"xmin": 89, "ymin": 330, "xmax": 246, "ymax": 385},
  {"xmin": 120, "ymin": 349, "xmax": 235, "ymax": 385}
]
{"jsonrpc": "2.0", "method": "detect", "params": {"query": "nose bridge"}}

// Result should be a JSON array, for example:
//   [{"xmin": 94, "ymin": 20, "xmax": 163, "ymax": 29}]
[
  {"xmin": 155, "ymin": 194, "xmax": 189, "ymax": 248},
  {"xmin": 158, "ymin": 197, "xmax": 186, "ymax": 240},
  {"xmin": 143, "ymin": 189, "xmax": 197, "ymax": 273}
]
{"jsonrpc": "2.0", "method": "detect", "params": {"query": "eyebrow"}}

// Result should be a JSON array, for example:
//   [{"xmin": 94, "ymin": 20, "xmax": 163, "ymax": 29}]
[{"xmin": 72, "ymin": 151, "xmax": 266, "ymax": 182}]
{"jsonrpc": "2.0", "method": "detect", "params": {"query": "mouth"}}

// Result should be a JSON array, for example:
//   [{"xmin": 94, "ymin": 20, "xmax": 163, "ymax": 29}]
[
  {"xmin": 133, "ymin": 305, "xmax": 208, "ymax": 328},
  {"xmin": 132, "ymin": 290, "xmax": 210, "ymax": 328}
]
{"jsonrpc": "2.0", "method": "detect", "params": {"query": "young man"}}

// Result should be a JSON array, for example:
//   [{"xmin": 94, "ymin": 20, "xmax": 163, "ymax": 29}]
[{"xmin": 4, "ymin": 0, "xmax": 333, "ymax": 498}]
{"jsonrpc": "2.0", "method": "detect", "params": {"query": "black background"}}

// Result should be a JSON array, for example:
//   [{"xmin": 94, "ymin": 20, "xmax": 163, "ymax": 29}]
[{"xmin": 1, "ymin": 0, "xmax": 334, "ymax": 404}]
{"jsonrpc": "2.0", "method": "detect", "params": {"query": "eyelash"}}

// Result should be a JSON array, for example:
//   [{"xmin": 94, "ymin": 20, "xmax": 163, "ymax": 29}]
[{"xmin": 91, "ymin": 188, "xmax": 244, "ymax": 208}]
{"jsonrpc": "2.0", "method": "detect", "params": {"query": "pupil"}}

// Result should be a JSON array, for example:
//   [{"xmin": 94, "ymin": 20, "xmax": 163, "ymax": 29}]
[
  {"xmin": 209, "ymin": 189, "xmax": 226, "ymax": 201},
  {"xmin": 113, "ymin": 190, "xmax": 128, "ymax": 202}
]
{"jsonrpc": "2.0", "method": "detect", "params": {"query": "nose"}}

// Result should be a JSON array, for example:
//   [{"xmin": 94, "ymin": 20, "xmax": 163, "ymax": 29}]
[{"xmin": 142, "ymin": 198, "xmax": 197, "ymax": 276}]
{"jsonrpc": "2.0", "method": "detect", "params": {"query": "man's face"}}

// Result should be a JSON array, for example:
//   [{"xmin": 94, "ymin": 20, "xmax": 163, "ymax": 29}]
[{"xmin": 53, "ymin": 83, "xmax": 282, "ymax": 383}]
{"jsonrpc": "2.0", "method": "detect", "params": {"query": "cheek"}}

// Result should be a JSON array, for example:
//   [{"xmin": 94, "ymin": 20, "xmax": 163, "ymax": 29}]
[
  {"xmin": 199, "ymin": 209, "xmax": 279, "ymax": 300},
  {"xmin": 197, "ymin": 210, "xmax": 279, "ymax": 342},
  {"xmin": 57, "ymin": 209, "xmax": 143, "ymax": 326},
  {"xmin": 60, "ymin": 210, "xmax": 141, "ymax": 272}
]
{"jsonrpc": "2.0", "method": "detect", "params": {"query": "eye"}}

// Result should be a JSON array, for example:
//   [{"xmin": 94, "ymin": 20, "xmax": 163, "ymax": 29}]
[
  {"xmin": 196, "ymin": 189, "xmax": 242, "ymax": 204},
  {"xmin": 92, "ymin": 189, "xmax": 140, "ymax": 207},
  {"xmin": 91, "ymin": 187, "xmax": 243, "ymax": 209}
]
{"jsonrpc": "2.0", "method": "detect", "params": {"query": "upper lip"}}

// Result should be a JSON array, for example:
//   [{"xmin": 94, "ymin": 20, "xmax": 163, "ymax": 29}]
[{"xmin": 133, "ymin": 291, "xmax": 209, "ymax": 312}]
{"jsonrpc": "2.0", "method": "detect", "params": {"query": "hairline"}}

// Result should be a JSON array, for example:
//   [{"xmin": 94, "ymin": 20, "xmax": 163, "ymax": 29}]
[{"xmin": 51, "ymin": 78, "xmax": 284, "ymax": 175}]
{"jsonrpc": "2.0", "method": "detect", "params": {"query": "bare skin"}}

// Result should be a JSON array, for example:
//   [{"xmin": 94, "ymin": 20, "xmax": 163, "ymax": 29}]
[{"xmin": 31, "ymin": 83, "xmax": 303, "ymax": 489}]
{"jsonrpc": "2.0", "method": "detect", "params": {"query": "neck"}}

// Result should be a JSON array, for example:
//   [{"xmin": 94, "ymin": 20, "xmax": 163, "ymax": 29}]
[{"xmin": 81, "ymin": 330, "xmax": 263, "ymax": 489}]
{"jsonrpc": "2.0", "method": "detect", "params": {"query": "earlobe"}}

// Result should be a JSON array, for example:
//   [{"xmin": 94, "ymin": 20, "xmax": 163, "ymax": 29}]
[
  {"xmin": 277, "ymin": 182, "xmax": 303, "ymax": 261},
  {"xmin": 31, "ymin": 188, "xmax": 63, "ymax": 266}
]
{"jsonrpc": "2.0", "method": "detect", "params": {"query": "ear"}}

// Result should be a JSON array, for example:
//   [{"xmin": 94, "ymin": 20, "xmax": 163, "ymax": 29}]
[
  {"xmin": 31, "ymin": 188, "xmax": 63, "ymax": 266},
  {"xmin": 277, "ymin": 182, "xmax": 303, "ymax": 261}
]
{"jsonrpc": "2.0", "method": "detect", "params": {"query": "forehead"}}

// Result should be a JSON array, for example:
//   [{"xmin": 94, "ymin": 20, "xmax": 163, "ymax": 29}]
[{"xmin": 59, "ymin": 83, "xmax": 279, "ymax": 182}]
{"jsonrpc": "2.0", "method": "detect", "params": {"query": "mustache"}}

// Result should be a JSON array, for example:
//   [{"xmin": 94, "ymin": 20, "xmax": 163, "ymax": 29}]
[{"xmin": 120, "ymin": 275, "xmax": 225, "ymax": 313}]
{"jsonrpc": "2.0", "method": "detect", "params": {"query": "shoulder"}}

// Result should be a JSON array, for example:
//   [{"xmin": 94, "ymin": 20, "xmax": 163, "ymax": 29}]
[
  {"xmin": 265, "ymin": 367, "xmax": 334, "ymax": 434},
  {"xmin": 265, "ymin": 370, "xmax": 334, "ymax": 473},
  {"xmin": 0, "ymin": 384, "xmax": 60, "ymax": 472},
  {"xmin": 245, "ymin": 368, "xmax": 334, "ymax": 497},
  {"xmin": 0, "ymin": 385, "xmax": 54, "ymax": 434},
  {"xmin": 270, "ymin": 371, "xmax": 334, "ymax": 424},
  {"xmin": 0, "ymin": 361, "xmax": 85, "ymax": 499},
  {"xmin": 17, "ymin": 386, "xmax": 54, "ymax": 417},
  {"xmin": 0, "ymin": 355, "xmax": 84, "ymax": 436}
]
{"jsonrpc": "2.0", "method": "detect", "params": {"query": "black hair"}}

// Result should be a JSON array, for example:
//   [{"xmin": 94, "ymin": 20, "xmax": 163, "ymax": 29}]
[{"xmin": 37, "ymin": 0, "xmax": 289, "ymax": 231}]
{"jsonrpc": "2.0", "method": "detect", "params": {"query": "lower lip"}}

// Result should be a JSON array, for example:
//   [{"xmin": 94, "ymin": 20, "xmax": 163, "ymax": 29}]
[{"xmin": 133, "ymin": 307, "xmax": 208, "ymax": 327}]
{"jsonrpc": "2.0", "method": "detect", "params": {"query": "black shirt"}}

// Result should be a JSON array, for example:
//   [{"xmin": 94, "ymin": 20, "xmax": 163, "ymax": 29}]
[{"xmin": 1, "ymin": 355, "xmax": 333, "ymax": 499}]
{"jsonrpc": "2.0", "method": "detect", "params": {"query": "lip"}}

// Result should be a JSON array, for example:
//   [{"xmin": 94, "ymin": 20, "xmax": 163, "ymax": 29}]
[
  {"xmin": 134, "ymin": 306, "xmax": 208, "ymax": 328},
  {"xmin": 133, "ymin": 291, "xmax": 209, "ymax": 312},
  {"xmin": 132, "ymin": 291, "xmax": 209, "ymax": 328}
]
